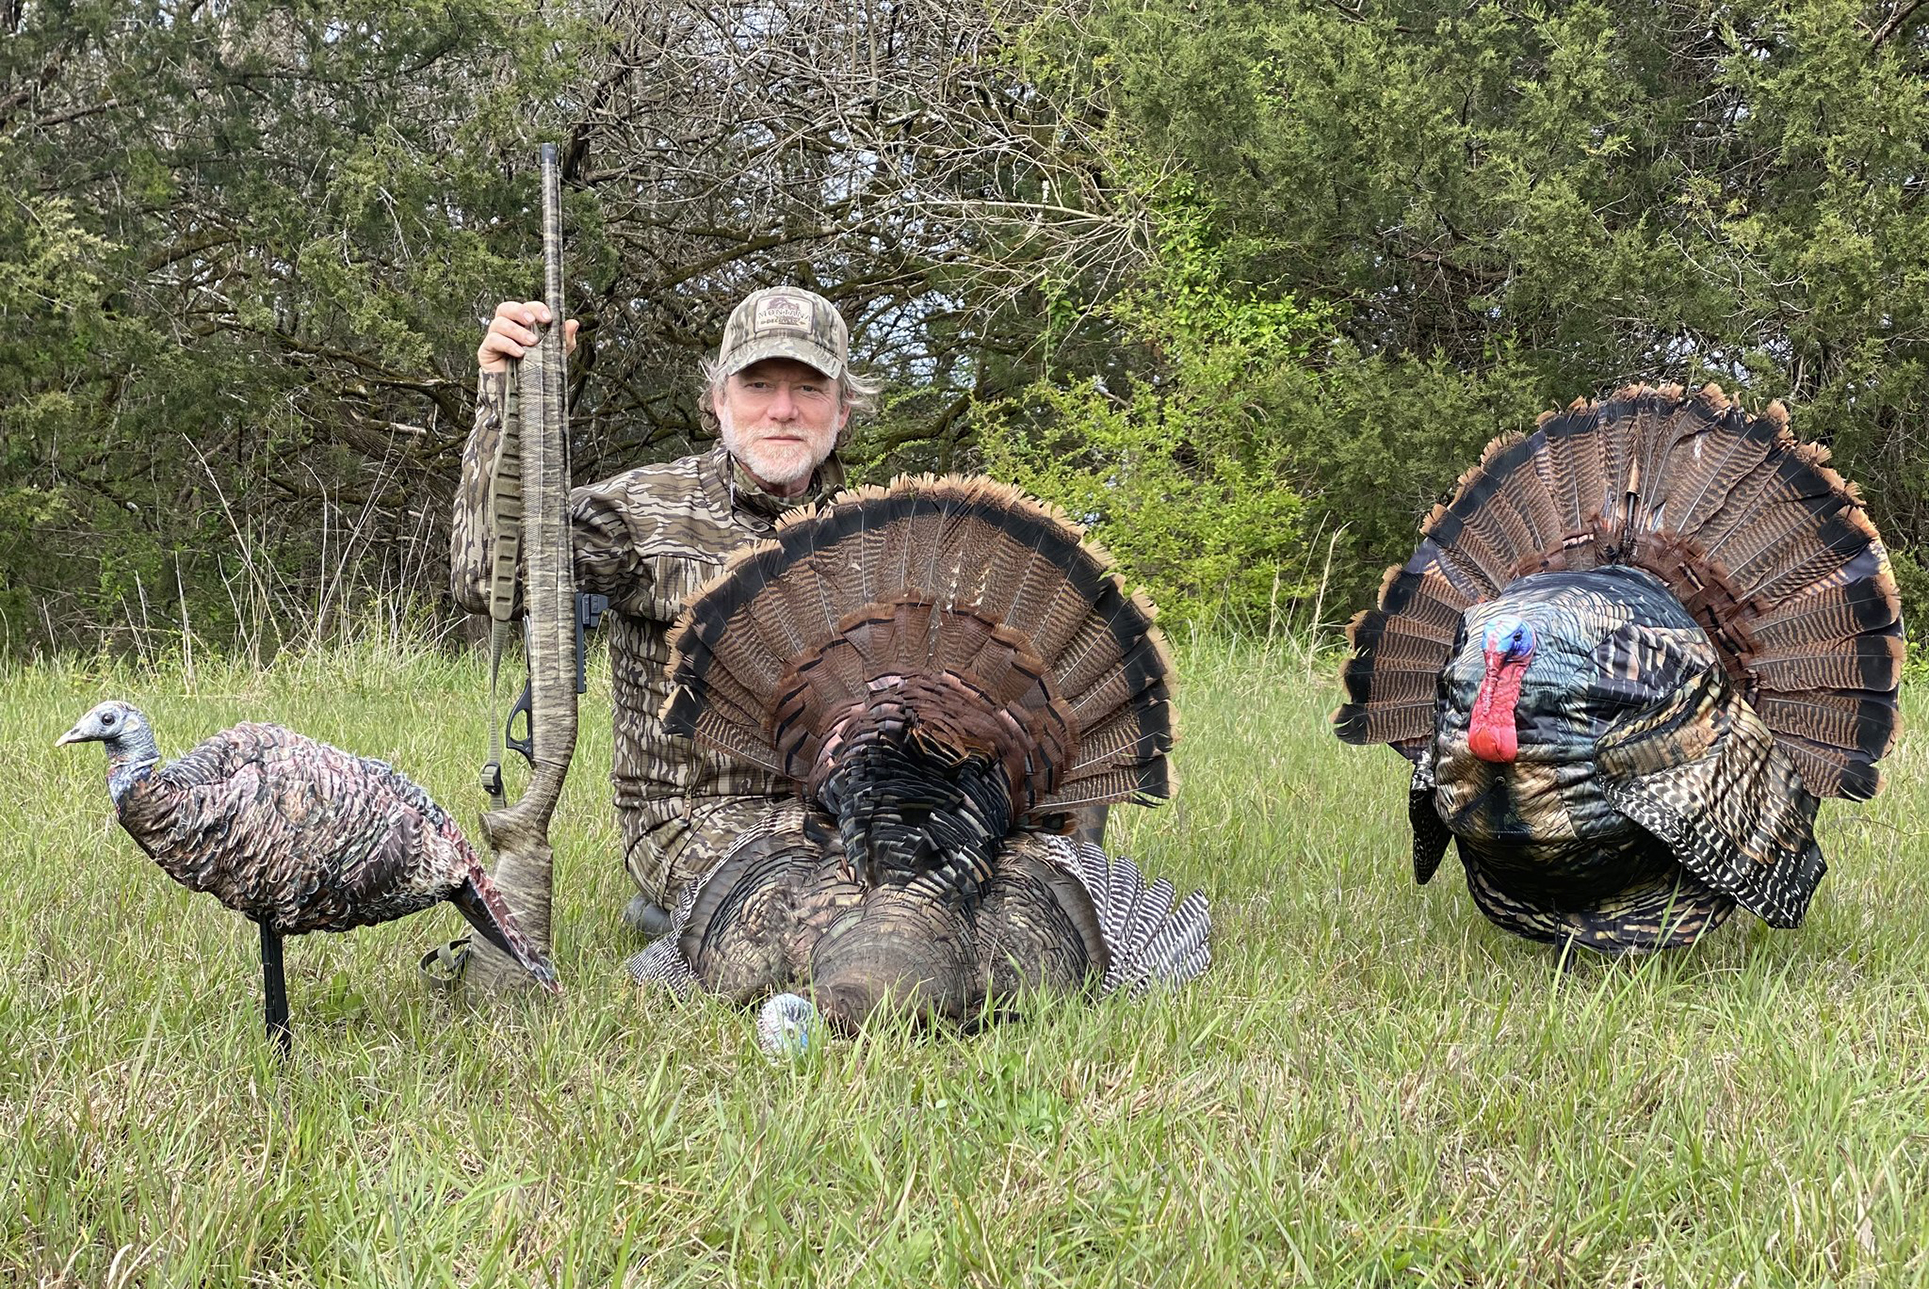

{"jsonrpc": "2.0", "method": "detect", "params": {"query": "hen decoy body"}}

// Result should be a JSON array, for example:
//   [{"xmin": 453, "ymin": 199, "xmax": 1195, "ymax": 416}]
[
  {"xmin": 1334, "ymin": 384, "xmax": 1903, "ymax": 952},
  {"xmin": 60, "ymin": 702, "xmax": 559, "ymax": 1050},
  {"xmin": 630, "ymin": 474, "xmax": 1210, "ymax": 1031}
]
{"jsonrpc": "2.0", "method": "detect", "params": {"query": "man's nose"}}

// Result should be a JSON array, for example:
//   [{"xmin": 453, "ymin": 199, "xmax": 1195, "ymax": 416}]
[{"xmin": 767, "ymin": 383, "xmax": 797, "ymax": 419}]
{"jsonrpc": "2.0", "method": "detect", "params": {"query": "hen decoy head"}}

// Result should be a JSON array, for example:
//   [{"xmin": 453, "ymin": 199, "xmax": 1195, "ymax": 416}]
[
  {"xmin": 57, "ymin": 700, "xmax": 154, "ymax": 752},
  {"xmin": 59, "ymin": 700, "xmax": 163, "ymax": 803}
]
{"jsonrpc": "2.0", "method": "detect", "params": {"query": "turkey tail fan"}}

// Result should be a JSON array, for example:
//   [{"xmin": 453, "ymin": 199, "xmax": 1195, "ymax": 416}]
[
  {"xmin": 1333, "ymin": 384, "xmax": 1903, "ymax": 797},
  {"xmin": 1052, "ymin": 839, "xmax": 1210, "ymax": 993},
  {"xmin": 662, "ymin": 474, "xmax": 1177, "ymax": 820},
  {"xmin": 1334, "ymin": 555, "xmax": 1482, "ymax": 756}
]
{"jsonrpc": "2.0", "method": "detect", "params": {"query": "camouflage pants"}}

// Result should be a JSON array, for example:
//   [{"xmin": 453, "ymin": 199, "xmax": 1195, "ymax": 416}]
[{"xmin": 623, "ymin": 793, "xmax": 796, "ymax": 911}]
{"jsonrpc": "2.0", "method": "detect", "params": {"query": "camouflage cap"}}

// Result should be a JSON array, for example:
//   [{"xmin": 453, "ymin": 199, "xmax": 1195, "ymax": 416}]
[{"xmin": 717, "ymin": 286, "xmax": 848, "ymax": 382}]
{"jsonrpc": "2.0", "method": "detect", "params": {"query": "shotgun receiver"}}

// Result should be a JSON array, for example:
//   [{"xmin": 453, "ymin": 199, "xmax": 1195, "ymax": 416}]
[{"xmin": 496, "ymin": 591, "xmax": 608, "ymax": 773}]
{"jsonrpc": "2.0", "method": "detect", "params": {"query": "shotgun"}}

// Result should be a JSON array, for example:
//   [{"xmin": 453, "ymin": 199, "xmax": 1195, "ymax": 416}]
[{"xmin": 462, "ymin": 142, "xmax": 577, "ymax": 996}]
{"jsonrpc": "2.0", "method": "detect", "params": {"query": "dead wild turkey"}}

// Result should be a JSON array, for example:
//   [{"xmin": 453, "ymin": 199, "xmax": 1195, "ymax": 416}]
[
  {"xmin": 1333, "ymin": 384, "xmax": 1904, "ymax": 952},
  {"xmin": 58, "ymin": 702, "xmax": 559, "ymax": 1050},
  {"xmin": 628, "ymin": 474, "xmax": 1210, "ymax": 1033}
]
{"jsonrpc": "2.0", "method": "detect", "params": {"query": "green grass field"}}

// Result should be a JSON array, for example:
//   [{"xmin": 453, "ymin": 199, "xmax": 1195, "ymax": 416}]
[{"xmin": 5, "ymin": 640, "xmax": 1927, "ymax": 1286}]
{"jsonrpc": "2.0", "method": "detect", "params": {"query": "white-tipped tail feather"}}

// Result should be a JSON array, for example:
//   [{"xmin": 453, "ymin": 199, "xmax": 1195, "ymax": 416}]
[
  {"xmin": 1051, "ymin": 838, "xmax": 1211, "ymax": 994},
  {"xmin": 626, "ymin": 876, "xmax": 701, "ymax": 998}
]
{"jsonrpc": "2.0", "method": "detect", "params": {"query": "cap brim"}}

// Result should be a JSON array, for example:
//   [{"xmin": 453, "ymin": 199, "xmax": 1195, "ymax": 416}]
[{"xmin": 719, "ymin": 335, "xmax": 843, "ymax": 382}]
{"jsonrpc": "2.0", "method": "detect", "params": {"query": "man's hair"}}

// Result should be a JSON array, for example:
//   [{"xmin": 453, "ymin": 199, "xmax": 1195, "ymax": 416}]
[{"xmin": 699, "ymin": 354, "xmax": 884, "ymax": 442}]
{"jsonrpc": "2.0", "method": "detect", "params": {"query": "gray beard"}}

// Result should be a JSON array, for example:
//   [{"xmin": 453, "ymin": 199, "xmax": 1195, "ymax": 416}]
[{"xmin": 718, "ymin": 407, "xmax": 822, "ymax": 489}]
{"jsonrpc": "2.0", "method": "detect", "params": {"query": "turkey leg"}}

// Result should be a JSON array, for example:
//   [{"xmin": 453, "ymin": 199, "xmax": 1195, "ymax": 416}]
[{"xmin": 257, "ymin": 919, "xmax": 292, "ymax": 1055}]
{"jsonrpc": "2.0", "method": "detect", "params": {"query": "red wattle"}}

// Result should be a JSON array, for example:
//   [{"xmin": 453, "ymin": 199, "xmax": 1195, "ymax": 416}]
[{"xmin": 1468, "ymin": 651, "xmax": 1527, "ymax": 763}]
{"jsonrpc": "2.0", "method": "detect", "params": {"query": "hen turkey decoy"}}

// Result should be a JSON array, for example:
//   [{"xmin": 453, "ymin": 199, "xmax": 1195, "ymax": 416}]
[
  {"xmin": 629, "ymin": 474, "xmax": 1210, "ymax": 1031},
  {"xmin": 59, "ymin": 702, "xmax": 559, "ymax": 1051},
  {"xmin": 1334, "ymin": 384, "xmax": 1904, "ymax": 952}
]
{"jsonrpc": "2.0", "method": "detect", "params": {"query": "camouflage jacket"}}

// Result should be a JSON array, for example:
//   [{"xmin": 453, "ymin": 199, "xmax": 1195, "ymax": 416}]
[{"xmin": 450, "ymin": 369, "xmax": 845, "ymax": 904}]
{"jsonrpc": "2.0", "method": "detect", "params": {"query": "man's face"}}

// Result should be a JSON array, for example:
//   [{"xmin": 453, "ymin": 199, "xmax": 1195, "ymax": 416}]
[{"xmin": 715, "ymin": 358, "xmax": 849, "ymax": 495}]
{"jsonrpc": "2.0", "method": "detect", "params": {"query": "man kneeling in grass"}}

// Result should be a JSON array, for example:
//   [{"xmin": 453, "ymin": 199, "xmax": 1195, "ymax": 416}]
[{"xmin": 452, "ymin": 286, "xmax": 880, "ymax": 935}]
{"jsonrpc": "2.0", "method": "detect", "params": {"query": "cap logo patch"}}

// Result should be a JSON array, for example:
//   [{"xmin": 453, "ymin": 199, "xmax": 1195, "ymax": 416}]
[{"xmin": 754, "ymin": 294, "xmax": 810, "ymax": 330}]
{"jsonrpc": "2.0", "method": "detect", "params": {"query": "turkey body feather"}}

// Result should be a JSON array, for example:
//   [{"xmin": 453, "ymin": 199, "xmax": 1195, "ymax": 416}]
[
  {"xmin": 1335, "ymin": 384, "xmax": 1902, "ymax": 952},
  {"xmin": 120, "ymin": 721, "xmax": 501, "ymax": 935},
  {"xmin": 636, "ymin": 474, "xmax": 1209, "ymax": 1029}
]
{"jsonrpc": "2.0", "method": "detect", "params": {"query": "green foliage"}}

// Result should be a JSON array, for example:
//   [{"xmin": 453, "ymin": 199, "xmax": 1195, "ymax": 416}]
[
  {"xmin": 10, "ymin": 0, "xmax": 1929, "ymax": 651},
  {"xmin": 0, "ymin": 0, "xmax": 589, "ymax": 655},
  {"xmin": 1076, "ymin": 0, "xmax": 1929, "ymax": 627},
  {"xmin": 1891, "ymin": 549, "xmax": 1929, "ymax": 679},
  {"xmin": 979, "ymin": 197, "xmax": 1329, "ymax": 629},
  {"xmin": 0, "ymin": 188, "xmax": 176, "ymax": 648},
  {"xmin": 0, "ymin": 1, "xmax": 1170, "ymax": 655}
]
